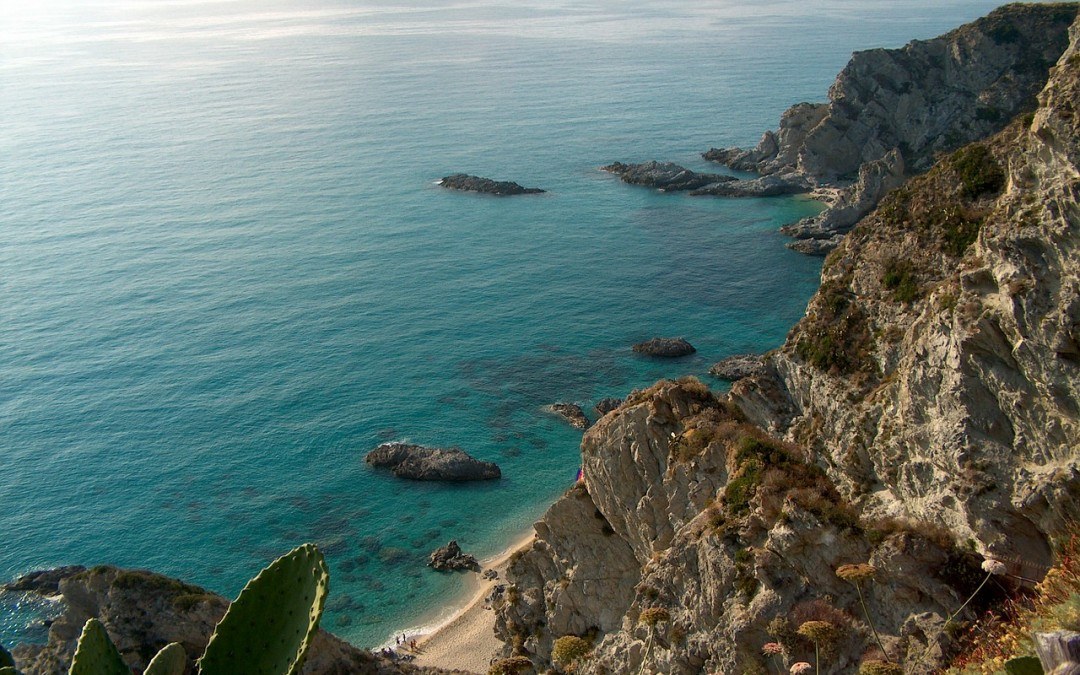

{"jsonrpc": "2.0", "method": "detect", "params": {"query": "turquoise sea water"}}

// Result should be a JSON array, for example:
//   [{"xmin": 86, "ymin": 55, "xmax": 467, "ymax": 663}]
[{"xmin": 1, "ymin": 0, "xmax": 1015, "ymax": 648}]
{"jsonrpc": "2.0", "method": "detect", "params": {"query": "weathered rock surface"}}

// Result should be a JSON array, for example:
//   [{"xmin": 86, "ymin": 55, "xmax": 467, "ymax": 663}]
[
  {"xmin": 494, "ymin": 11, "xmax": 1080, "ymax": 675},
  {"xmin": 546, "ymin": 403, "xmax": 590, "ymax": 430},
  {"xmin": 631, "ymin": 337, "xmax": 696, "ymax": 357},
  {"xmin": 707, "ymin": 3, "xmax": 1078, "ymax": 246},
  {"xmin": 600, "ymin": 161, "xmax": 734, "ymax": 192},
  {"xmin": 439, "ymin": 174, "xmax": 544, "ymax": 195},
  {"xmin": 8, "ymin": 566, "xmax": 451, "ymax": 675},
  {"xmin": 4, "ymin": 566, "xmax": 86, "ymax": 594},
  {"xmin": 428, "ymin": 541, "xmax": 480, "ymax": 572},
  {"xmin": 707, "ymin": 354, "xmax": 765, "ymax": 381},
  {"xmin": 594, "ymin": 397, "xmax": 623, "ymax": 417},
  {"xmin": 688, "ymin": 172, "xmax": 810, "ymax": 197},
  {"xmin": 496, "ymin": 381, "xmax": 980, "ymax": 673},
  {"xmin": 365, "ymin": 443, "xmax": 501, "ymax": 481}
]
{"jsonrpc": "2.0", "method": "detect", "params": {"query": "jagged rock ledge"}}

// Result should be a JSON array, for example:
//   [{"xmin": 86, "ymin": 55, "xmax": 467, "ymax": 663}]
[
  {"xmin": 600, "ymin": 161, "xmax": 734, "ymax": 192},
  {"xmin": 439, "ymin": 174, "xmax": 544, "ymax": 195},
  {"xmin": 594, "ymin": 397, "xmax": 623, "ymax": 417},
  {"xmin": 707, "ymin": 353, "xmax": 765, "ymax": 381},
  {"xmin": 365, "ymin": 442, "xmax": 501, "ymax": 481},
  {"xmin": 631, "ymin": 337, "xmax": 695, "ymax": 357},
  {"xmin": 546, "ymin": 403, "xmax": 590, "ymax": 430}
]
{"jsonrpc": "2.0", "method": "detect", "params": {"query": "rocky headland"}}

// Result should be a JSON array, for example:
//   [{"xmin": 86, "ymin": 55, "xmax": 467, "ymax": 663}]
[
  {"xmin": 706, "ymin": 2, "xmax": 1078, "ymax": 253},
  {"xmin": 439, "ymin": 174, "xmax": 545, "ymax": 196},
  {"xmin": 491, "ymin": 6, "xmax": 1080, "ymax": 674},
  {"xmin": 365, "ymin": 442, "xmax": 501, "ymax": 481}
]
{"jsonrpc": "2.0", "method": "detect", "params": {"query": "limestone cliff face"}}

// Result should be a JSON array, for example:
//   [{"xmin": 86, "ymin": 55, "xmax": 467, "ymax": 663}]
[
  {"xmin": 496, "ymin": 10, "xmax": 1080, "ymax": 675},
  {"xmin": 708, "ymin": 3, "xmax": 1077, "ymax": 250}
]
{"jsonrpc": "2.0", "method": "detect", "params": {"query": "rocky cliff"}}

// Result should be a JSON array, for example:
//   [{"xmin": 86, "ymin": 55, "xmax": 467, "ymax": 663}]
[
  {"xmin": 495, "ymin": 8, "xmax": 1080, "ymax": 674},
  {"xmin": 708, "ymin": 3, "xmax": 1078, "ymax": 251},
  {"xmin": 7, "ymin": 565, "xmax": 455, "ymax": 675}
]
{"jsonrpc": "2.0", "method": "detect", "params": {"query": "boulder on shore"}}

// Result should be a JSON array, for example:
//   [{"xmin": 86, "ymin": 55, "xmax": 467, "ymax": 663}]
[
  {"xmin": 439, "ymin": 174, "xmax": 544, "ymax": 195},
  {"xmin": 708, "ymin": 354, "xmax": 766, "ymax": 381},
  {"xmin": 632, "ymin": 337, "xmax": 696, "ymax": 357},
  {"xmin": 365, "ymin": 442, "xmax": 501, "ymax": 481},
  {"xmin": 546, "ymin": 403, "xmax": 590, "ymax": 430},
  {"xmin": 427, "ymin": 541, "xmax": 480, "ymax": 572}
]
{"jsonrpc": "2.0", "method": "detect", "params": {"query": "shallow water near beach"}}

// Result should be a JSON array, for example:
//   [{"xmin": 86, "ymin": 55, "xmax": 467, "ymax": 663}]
[{"xmin": 1, "ymin": 0, "xmax": 1011, "ymax": 648}]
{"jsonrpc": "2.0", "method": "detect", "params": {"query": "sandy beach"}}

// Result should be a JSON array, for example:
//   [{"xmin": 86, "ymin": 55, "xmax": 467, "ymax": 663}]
[{"xmin": 394, "ymin": 531, "xmax": 536, "ymax": 674}]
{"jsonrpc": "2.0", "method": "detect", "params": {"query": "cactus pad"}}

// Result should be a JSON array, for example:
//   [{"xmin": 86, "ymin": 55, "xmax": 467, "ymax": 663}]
[
  {"xmin": 197, "ymin": 544, "xmax": 328, "ymax": 675},
  {"xmin": 1005, "ymin": 656, "xmax": 1044, "ymax": 675},
  {"xmin": 0, "ymin": 666, "xmax": 17, "ymax": 675},
  {"xmin": 144, "ymin": 643, "xmax": 185, "ymax": 675},
  {"xmin": 0, "ymin": 642, "xmax": 14, "ymax": 669},
  {"xmin": 68, "ymin": 618, "xmax": 129, "ymax": 675}
]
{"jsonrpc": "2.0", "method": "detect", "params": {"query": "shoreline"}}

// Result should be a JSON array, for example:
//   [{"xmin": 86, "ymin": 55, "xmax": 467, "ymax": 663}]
[{"xmin": 380, "ymin": 529, "xmax": 536, "ymax": 673}]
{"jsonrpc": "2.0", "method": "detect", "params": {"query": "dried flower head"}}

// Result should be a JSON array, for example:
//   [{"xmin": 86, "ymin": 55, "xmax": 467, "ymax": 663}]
[
  {"xmin": 797, "ymin": 620, "xmax": 840, "ymax": 644},
  {"xmin": 762, "ymin": 642, "xmax": 784, "ymax": 656},
  {"xmin": 638, "ymin": 607, "xmax": 672, "ymax": 627},
  {"xmin": 790, "ymin": 662, "xmax": 812, "ymax": 675},
  {"xmin": 859, "ymin": 659, "xmax": 903, "ymax": 675},
  {"xmin": 836, "ymin": 563, "xmax": 877, "ymax": 583},
  {"xmin": 981, "ymin": 558, "xmax": 1007, "ymax": 576}
]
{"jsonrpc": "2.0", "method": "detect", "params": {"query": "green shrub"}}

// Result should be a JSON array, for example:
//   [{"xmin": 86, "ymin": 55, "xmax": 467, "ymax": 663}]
[
  {"xmin": 551, "ymin": 635, "xmax": 591, "ymax": 669},
  {"xmin": 882, "ymin": 259, "xmax": 919, "ymax": 302},
  {"xmin": 952, "ymin": 145, "xmax": 1005, "ymax": 200}
]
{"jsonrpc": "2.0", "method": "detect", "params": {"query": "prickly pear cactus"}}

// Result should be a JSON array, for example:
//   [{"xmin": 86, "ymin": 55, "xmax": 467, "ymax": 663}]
[
  {"xmin": 0, "ymin": 666, "xmax": 18, "ymax": 675},
  {"xmin": 0, "ymin": 642, "xmax": 14, "ymax": 669},
  {"xmin": 68, "ymin": 618, "xmax": 129, "ymax": 675},
  {"xmin": 197, "ymin": 544, "xmax": 328, "ymax": 675},
  {"xmin": 1005, "ymin": 656, "xmax": 1044, "ymax": 675},
  {"xmin": 144, "ymin": 643, "xmax": 185, "ymax": 675}
]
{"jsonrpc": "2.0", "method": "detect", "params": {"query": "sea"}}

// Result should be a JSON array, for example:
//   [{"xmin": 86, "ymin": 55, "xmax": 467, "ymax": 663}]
[{"xmin": 0, "ymin": 0, "xmax": 1014, "ymax": 650}]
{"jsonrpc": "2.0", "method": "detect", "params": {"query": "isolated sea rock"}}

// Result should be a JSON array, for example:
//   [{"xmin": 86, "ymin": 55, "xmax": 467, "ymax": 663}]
[
  {"xmin": 600, "ymin": 161, "xmax": 735, "ymax": 192},
  {"xmin": 365, "ymin": 442, "xmax": 501, "ymax": 481},
  {"xmin": 546, "ymin": 403, "xmax": 590, "ymax": 430},
  {"xmin": 632, "ymin": 337, "xmax": 696, "ymax": 357},
  {"xmin": 707, "ymin": 354, "xmax": 765, "ymax": 381},
  {"xmin": 594, "ymin": 397, "xmax": 623, "ymax": 417},
  {"xmin": 427, "ymin": 541, "xmax": 480, "ymax": 572},
  {"xmin": 7, "ymin": 566, "xmax": 434, "ymax": 675},
  {"xmin": 439, "ymin": 174, "xmax": 544, "ymax": 195}
]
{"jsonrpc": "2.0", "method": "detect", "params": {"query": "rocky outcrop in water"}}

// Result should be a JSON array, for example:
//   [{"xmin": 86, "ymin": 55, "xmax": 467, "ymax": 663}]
[
  {"xmin": 7, "ymin": 566, "xmax": 447, "ymax": 675},
  {"xmin": 493, "ymin": 10, "xmax": 1080, "ymax": 674},
  {"xmin": 632, "ymin": 337, "xmax": 695, "ymax": 357},
  {"xmin": 365, "ymin": 442, "xmax": 501, "ymax": 481},
  {"xmin": 707, "ymin": 354, "xmax": 765, "ymax": 381},
  {"xmin": 546, "ymin": 403, "xmax": 590, "ymax": 430},
  {"xmin": 600, "ymin": 161, "xmax": 734, "ymax": 192},
  {"xmin": 439, "ymin": 174, "xmax": 544, "ymax": 195},
  {"xmin": 428, "ymin": 541, "xmax": 480, "ymax": 572},
  {"xmin": 707, "ymin": 3, "xmax": 1078, "ymax": 248}
]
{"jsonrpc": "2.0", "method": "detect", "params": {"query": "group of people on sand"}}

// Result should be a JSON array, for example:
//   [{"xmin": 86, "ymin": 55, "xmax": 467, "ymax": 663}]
[{"xmin": 378, "ymin": 633, "xmax": 420, "ymax": 661}]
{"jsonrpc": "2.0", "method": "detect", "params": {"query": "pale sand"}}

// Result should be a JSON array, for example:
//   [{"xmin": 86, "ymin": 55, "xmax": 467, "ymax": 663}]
[{"xmin": 402, "ymin": 531, "xmax": 536, "ymax": 674}]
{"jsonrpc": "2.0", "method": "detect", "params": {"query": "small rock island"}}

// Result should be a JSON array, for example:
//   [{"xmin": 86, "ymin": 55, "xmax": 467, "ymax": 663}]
[
  {"xmin": 439, "ymin": 174, "xmax": 545, "ymax": 195},
  {"xmin": 632, "ymin": 337, "xmax": 696, "ymax": 357},
  {"xmin": 365, "ymin": 442, "xmax": 501, "ymax": 481}
]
